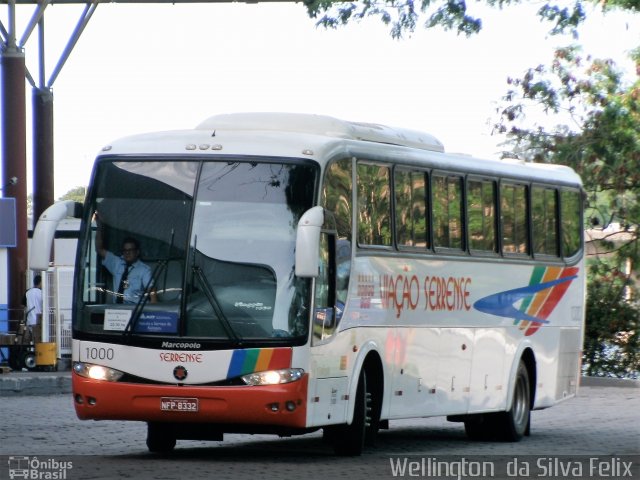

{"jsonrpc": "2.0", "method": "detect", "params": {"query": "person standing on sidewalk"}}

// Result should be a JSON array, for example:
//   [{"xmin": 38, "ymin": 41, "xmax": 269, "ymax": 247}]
[{"xmin": 25, "ymin": 275, "xmax": 43, "ymax": 336}]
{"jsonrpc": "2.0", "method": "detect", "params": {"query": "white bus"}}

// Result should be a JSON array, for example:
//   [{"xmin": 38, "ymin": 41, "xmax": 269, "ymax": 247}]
[{"xmin": 31, "ymin": 113, "xmax": 585, "ymax": 455}]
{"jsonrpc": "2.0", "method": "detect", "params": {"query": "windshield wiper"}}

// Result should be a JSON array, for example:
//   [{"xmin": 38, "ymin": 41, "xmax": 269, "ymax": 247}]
[
  {"xmin": 192, "ymin": 265, "xmax": 242, "ymax": 344},
  {"xmin": 123, "ymin": 259, "xmax": 169, "ymax": 337},
  {"xmin": 124, "ymin": 229, "xmax": 176, "ymax": 337}
]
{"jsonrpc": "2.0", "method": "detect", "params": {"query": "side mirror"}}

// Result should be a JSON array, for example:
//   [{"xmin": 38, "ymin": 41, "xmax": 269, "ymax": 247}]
[
  {"xmin": 295, "ymin": 206, "xmax": 324, "ymax": 277},
  {"xmin": 29, "ymin": 200, "xmax": 83, "ymax": 271}
]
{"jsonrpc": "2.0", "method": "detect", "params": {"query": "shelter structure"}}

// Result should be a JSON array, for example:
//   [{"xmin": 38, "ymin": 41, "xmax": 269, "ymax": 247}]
[{"xmin": 0, "ymin": 0, "xmax": 284, "ymax": 323}]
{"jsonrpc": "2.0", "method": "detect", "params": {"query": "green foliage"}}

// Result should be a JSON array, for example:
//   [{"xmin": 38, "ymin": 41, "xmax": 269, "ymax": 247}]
[
  {"xmin": 584, "ymin": 259, "xmax": 640, "ymax": 379},
  {"xmin": 58, "ymin": 186, "xmax": 86, "ymax": 204},
  {"xmin": 599, "ymin": 0, "xmax": 640, "ymax": 12},
  {"xmin": 495, "ymin": 46, "xmax": 640, "ymax": 231},
  {"xmin": 495, "ymin": 46, "xmax": 640, "ymax": 378},
  {"xmin": 304, "ymin": 0, "xmax": 640, "ymax": 377},
  {"xmin": 304, "ymin": 0, "xmax": 593, "ymax": 38}
]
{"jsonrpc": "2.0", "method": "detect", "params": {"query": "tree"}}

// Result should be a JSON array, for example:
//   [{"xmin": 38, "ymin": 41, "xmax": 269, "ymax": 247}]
[
  {"xmin": 304, "ymin": 0, "xmax": 636, "ymax": 39},
  {"xmin": 59, "ymin": 186, "xmax": 86, "ymax": 204},
  {"xmin": 494, "ymin": 46, "xmax": 640, "ymax": 378},
  {"xmin": 306, "ymin": 0, "xmax": 640, "ymax": 377}
]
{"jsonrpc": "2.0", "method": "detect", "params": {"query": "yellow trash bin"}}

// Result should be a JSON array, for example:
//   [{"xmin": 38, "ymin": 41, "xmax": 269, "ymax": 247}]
[{"xmin": 35, "ymin": 342, "xmax": 57, "ymax": 370}]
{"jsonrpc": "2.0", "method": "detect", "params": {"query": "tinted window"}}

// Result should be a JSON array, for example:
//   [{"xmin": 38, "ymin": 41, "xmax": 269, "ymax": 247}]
[
  {"xmin": 395, "ymin": 168, "xmax": 429, "ymax": 249},
  {"xmin": 467, "ymin": 179, "xmax": 496, "ymax": 252},
  {"xmin": 501, "ymin": 183, "xmax": 529, "ymax": 255},
  {"xmin": 532, "ymin": 186, "xmax": 558, "ymax": 256},
  {"xmin": 357, "ymin": 163, "xmax": 391, "ymax": 246},
  {"xmin": 433, "ymin": 174, "xmax": 463, "ymax": 250},
  {"xmin": 322, "ymin": 159, "xmax": 353, "ymax": 305}
]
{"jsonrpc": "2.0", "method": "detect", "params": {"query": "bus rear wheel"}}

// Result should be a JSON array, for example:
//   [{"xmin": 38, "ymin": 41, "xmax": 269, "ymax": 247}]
[
  {"xmin": 496, "ymin": 361, "xmax": 531, "ymax": 441},
  {"xmin": 463, "ymin": 361, "xmax": 531, "ymax": 442},
  {"xmin": 146, "ymin": 423, "xmax": 176, "ymax": 454}
]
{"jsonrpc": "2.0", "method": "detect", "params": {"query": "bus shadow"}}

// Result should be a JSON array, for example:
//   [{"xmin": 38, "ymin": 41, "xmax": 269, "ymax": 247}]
[{"xmin": 116, "ymin": 423, "xmax": 473, "ymax": 462}]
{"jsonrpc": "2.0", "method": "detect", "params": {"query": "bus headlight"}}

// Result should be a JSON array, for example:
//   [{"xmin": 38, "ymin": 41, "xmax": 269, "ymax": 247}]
[
  {"xmin": 73, "ymin": 362, "xmax": 124, "ymax": 382},
  {"xmin": 241, "ymin": 368, "xmax": 304, "ymax": 386}
]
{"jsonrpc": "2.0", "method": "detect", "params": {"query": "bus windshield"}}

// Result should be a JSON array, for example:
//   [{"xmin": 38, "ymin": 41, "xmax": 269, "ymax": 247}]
[{"xmin": 76, "ymin": 158, "xmax": 317, "ymax": 345}]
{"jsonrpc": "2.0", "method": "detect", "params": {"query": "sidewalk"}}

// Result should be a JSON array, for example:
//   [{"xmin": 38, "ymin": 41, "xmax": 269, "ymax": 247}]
[
  {"xmin": 0, "ymin": 368, "xmax": 637, "ymax": 397},
  {"xmin": 0, "ymin": 369, "xmax": 72, "ymax": 396}
]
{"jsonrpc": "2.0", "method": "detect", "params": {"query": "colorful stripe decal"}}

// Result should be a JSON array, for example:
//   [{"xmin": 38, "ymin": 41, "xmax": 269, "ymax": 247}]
[
  {"xmin": 518, "ymin": 266, "xmax": 545, "ymax": 316},
  {"xmin": 226, "ymin": 348, "xmax": 292, "ymax": 378},
  {"xmin": 520, "ymin": 266, "xmax": 579, "ymax": 336}
]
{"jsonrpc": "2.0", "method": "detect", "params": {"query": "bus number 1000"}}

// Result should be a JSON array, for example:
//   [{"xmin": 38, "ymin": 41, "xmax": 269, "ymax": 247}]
[{"xmin": 85, "ymin": 347, "xmax": 115, "ymax": 361}]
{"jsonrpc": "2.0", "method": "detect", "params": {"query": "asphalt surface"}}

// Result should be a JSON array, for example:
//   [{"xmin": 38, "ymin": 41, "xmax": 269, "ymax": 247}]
[{"xmin": 0, "ymin": 369, "xmax": 637, "ymax": 480}]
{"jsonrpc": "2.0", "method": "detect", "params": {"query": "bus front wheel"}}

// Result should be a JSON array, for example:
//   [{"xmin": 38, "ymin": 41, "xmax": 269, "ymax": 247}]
[
  {"xmin": 325, "ymin": 370, "xmax": 370, "ymax": 456},
  {"xmin": 146, "ymin": 423, "xmax": 176, "ymax": 454}
]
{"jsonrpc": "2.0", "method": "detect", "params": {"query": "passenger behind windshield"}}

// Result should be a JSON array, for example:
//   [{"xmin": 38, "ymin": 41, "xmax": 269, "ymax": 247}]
[{"xmin": 94, "ymin": 212, "xmax": 157, "ymax": 304}]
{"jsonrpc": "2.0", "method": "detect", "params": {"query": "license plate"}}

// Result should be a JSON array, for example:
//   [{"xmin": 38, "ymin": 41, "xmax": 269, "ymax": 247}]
[{"xmin": 160, "ymin": 397, "xmax": 199, "ymax": 412}]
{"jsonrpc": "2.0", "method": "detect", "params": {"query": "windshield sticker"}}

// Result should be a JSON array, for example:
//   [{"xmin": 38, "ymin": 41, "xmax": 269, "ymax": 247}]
[
  {"xmin": 135, "ymin": 312, "xmax": 179, "ymax": 334},
  {"xmin": 104, "ymin": 309, "xmax": 131, "ymax": 331},
  {"xmin": 234, "ymin": 302, "xmax": 272, "ymax": 311},
  {"xmin": 103, "ymin": 309, "xmax": 178, "ymax": 333}
]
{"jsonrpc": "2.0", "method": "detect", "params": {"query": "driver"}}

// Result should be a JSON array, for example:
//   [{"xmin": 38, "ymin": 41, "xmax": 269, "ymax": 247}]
[{"xmin": 95, "ymin": 213, "xmax": 157, "ymax": 304}]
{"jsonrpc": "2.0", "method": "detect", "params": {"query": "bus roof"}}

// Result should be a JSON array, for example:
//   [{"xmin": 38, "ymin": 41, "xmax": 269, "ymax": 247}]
[
  {"xmin": 196, "ymin": 112, "xmax": 445, "ymax": 153},
  {"xmin": 100, "ymin": 113, "xmax": 582, "ymax": 187}
]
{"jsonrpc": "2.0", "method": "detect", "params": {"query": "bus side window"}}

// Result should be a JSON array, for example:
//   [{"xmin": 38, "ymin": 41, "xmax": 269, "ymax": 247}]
[
  {"xmin": 532, "ymin": 186, "xmax": 559, "ymax": 257},
  {"xmin": 313, "ymin": 232, "xmax": 338, "ymax": 342},
  {"xmin": 316, "ymin": 160, "xmax": 349, "ymax": 343},
  {"xmin": 433, "ymin": 174, "xmax": 464, "ymax": 251},
  {"xmin": 357, "ymin": 163, "xmax": 392, "ymax": 247},
  {"xmin": 467, "ymin": 178, "xmax": 497, "ymax": 253},
  {"xmin": 395, "ymin": 168, "xmax": 429, "ymax": 249},
  {"xmin": 322, "ymin": 159, "xmax": 353, "ymax": 307},
  {"xmin": 501, "ymin": 182, "xmax": 529, "ymax": 255}
]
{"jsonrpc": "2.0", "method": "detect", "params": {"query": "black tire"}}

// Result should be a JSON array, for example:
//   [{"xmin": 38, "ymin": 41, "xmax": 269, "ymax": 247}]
[
  {"xmin": 364, "ymin": 381, "xmax": 380, "ymax": 447},
  {"xmin": 21, "ymin": 351, "xmax": 37, "ymax": 371},
  {"xmin": 463, "ymin": 361, "xmax": 531, "ymax": 442},
  {"xmin": 8, "ymin": 348, "xmax": 20, "ymax": 370},
  {"xmin": 328, "ymin": 370, "xmax": 369, "ymax": 456},
  {"xmin": 464, "ymin": 416, "xmax": 491, "ymax": 441},
  {"xmin": 495, "ymin": 361, "xmax": 531, "ymax": 441},
  {"xmin": 146, "ymin": 423, "xmax": 177, "ymax": 454}
]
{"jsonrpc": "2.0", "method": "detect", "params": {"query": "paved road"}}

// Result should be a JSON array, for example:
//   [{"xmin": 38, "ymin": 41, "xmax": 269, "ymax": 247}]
[{"xmin": 0, "ymin": 385, "xmax": 638, "ymax": 480}]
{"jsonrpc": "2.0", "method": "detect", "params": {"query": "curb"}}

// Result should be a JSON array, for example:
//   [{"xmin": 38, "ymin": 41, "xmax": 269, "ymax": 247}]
[
  {"xmin": 0, "ymin": 371, "xmax": 71, "ymax": 397},
  {"xmin": 579, "ymin": 376, "xmax": 639, "ymax": 388}
]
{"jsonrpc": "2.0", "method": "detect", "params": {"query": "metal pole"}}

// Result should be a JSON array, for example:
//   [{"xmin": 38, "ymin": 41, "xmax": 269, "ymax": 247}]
[
  {"xmin": 33, "ymin": 15, "xmax": 55, "ymax": 224},
  {"xmin": 18, "ymin": 1, "xmax": 49, "ymax": 49},
  {"xmin": 0, "ymin": 20, "xmax": 8, "ymax": 43},
  {"xmin": 33, "ymin": 87, "xmax": 55, "ymax": 224},
  {"xmin": 1, "ymin": 46, "xmax": 29, "ymax": 316}
]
